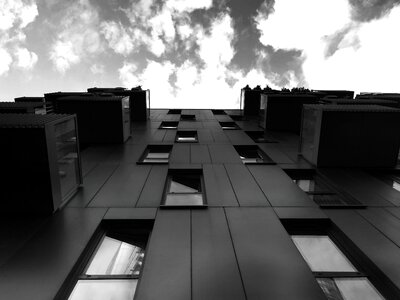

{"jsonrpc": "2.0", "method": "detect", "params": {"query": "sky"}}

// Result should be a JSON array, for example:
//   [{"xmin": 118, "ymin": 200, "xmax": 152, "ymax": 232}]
[{"xmin": 1, "ymin": 0, "xmax": 400, "ymax": 108}]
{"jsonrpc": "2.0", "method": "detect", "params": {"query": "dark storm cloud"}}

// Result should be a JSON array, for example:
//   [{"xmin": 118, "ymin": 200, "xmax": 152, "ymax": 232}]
[{"xmin": 349, "ymin": 0, "xmax": 400, "ymax": 22}]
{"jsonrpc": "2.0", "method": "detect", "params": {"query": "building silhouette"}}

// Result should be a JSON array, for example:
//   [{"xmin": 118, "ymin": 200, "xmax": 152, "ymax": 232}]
[{"xmin": 0, "ymin": 87, "xmax": 400, "ymax": 299}]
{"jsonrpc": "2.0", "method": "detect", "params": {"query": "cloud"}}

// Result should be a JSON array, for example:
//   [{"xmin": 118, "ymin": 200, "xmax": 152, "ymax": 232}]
[
  {"xmin": 348, "ymin": 0, "xmax": 400, "ymax": 22},
  {"xmin": 15, "ymin": 47, "xmax": 38, "ymax": 70},
  {"xmin": 118, "ymin": 10, "xmax": 280, "ymax": 108},
  {"xmin": 90, "ymin": 63, "xmax": 105, "ymax": 75},
  {"xmin": 255, "ymin": 0, "xmax": 400, "ymax": 93},
  {"xmin": 0, "ymin": 0, "xmax": 38, "ymax": 77},
  {"xmin": 0, "ymin": 48, "xmax": 13, "ymax": 76},
  {"xmin": 0, "ymin": 0, "xmax": 38, "ymax": 30},
  {"xmin": 49, "ymin": 0, "xmax": 103, "ymax": 73},
  {"xmin": 101, "ymin": 21, "xmax": 134, "ymax": 56}
]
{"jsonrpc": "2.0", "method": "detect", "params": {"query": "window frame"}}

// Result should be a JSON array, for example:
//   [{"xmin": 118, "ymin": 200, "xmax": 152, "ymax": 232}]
[
  {"xmin": 285, "ymin": 169, "xmax": 365, "ymax": 208},
  {"xmin": 168, "ymin": 109, "xmax": 181, "ymax": 114},
  {"xmin": 55, "ymin": 220, "xmax": 153, "ymax": 300},
  {"xmin": 161, "ymin": 169, "xmax": 207, "ymax": 208},
  {"xmin": 219, "ymin": 121, "xmax": 240, "ymax": 130},
  {"xmin": 282, "ymin": 219, "xmax": 397, "ymax": 300},
  {"xmin": 180, "ymin": 114, "xmax": 196, "ymax": 121},
  {"xmin": 175, "ymin": 130, "xmax": 198, "ymax": 143},
  {"xmin": 159, "ymin": 121, "xmax": 179, "ymax": 129},
  {"xmin": 212, "ymin": 109, "xmax": 226, "ymax": 115},
  {"xmin": 234, "ymin": 145, "xmax": 275, "ymax": 165},
  {"xmin": 137, "ymin": 145, "xmax": 172, "ymax": 164},
  {"xmin": 245, "ymin": 131, "xmax": 278, "ymax": 143}
]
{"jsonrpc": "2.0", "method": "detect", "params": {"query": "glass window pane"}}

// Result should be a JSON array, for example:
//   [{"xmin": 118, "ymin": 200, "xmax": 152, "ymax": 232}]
[
  {"xmin": 177, "ymin": 137, "xmax": 196, "ymax": 142},
  {"xmin": 334, "ymin": 278, "xmax": 384, "ymax": 300},
  {"xmin": 317, "ymin": 278, "xmax": 345, "ymax": 300},
  {"xmin": 86, "ymin": 236, "xmax": 144, "ymax": 275},
  {"xmin": 69, "ymin": 280, "xmax": 137, "ymax": 300},
  {"xmin": 393, "ymin": 181, "xmax": 400, "ymax": 192},
  {"xmin": 169, "ymin": 177, "xmax": 200, "ymax": 193},
  {"xmin": 165, "ymin": 194, "xmax": 203, "ymax": 206},
  {"xmin": 291, "ymin": 236, "xmax": 357, "ymax": 272},
  {"xmin": 295, "ymin": 179, "xmax": 312, "ymax": 192},
  {"xmin": 143, "ymin": 158, "xmax": 169, "ymax": 163},
  {"xmin": 146, "ymin": 152, "xmax": 169, "ymax": 159}
]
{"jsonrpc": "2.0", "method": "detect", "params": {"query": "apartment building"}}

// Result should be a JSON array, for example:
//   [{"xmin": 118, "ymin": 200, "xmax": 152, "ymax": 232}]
[{"xmin": 1, "ymin": 91, "xmax": 400, "ymax": 300}]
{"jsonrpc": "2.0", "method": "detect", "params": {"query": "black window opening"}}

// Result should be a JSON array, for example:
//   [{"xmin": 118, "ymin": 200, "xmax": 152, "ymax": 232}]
[
  {"xmin": 219, "ymin": 121, "xmax": 240, "ymax": 130},
  {"xmin": 180, "ymin": 114, "xmax": 196, "ymax": 121},
  {"xmin": 282, "ymin": 219, "xmax": 392, "ymax": 300},
  {"xmin": 287, "ymin": 170, "xmax": 365, "ymax": 208},
  {"xmin": 58, "ymin": 221, "xmax": 153, "ymax": 300},
  {"xmin": 168, "ymin": 109, "xmax": 181, "ymax": 114},
  {"xmin": 234, "ymin": 145, "xmax": 275, "ymax": 164},
  {"xmin": 212, "ymin": 109, "xmax": 226, "ymax": 115},
  {"xmin": 245, "ymin": 131, "xmax": 278, "ymax": 143},
  {"xmin": 229, "ymin": 114, "xmax": 244, "ymax": 121},
  {"xmin": 159, "ymin": 121, "xmax": 179, "ymax": 129},
  {"xmin": 176, "ymin": 131, "xmax": 198, "ymax": 143},
  {"xmin": 162, "ymin": 170, "xmax": 207, "ymax": 208},
  {"xmin": 138, "ymin": 145, "xmax": 172, "ymax": 164}
]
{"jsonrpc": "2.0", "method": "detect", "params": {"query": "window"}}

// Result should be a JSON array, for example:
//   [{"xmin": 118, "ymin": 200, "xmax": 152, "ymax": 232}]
[
  {"xmin": 212, "ymin": 109, "xmax": 226, "ymax": 115},
  {"xmin": 162, "ymin": 170, "xmax": 206, "ymax": 207},
  {"xmin": 234, "ymin": 145, "xmax": 275, "ymax": 164},
  {"xmin": 168, "ymin": 109, "xmax": 181, "ymax": 114},
  {"xmin": 219, "ymin": 121, "xmax": 240, "ymax": 130},
  {"xmin": 59, "ymin": 222, "xmax": 152, "ymax": 300},
  {"xmin": 245, "ymin": 131, "xmax": 277, "ymax": 143},
  {"xmin": 291, "ymin": 235, "xmax": 384, "ymax": 300},
  {"xmin": 287, "ymin": 170, "xmax": 364, "ymax": 208},
  {"xmin": 159, "ymin": 121, "xmax": 178, "ymax": 129},
  {"xmin": 229, "ymin": 114, "xmax": 244, "ymax": 121},
  {"xmin": 282, "ymin": 219, "xmax": 391, "ymax": 300},
  {"xmin": 180, "ymin": 114, "xmax": 196, "ymax": 121},
  {"xmin": 175, "ymin": 130, "xmax": 198, "ymax": 143},
  {"xmin": 138, "ymin": 145, "xmax": 172, "ymax": 164}
]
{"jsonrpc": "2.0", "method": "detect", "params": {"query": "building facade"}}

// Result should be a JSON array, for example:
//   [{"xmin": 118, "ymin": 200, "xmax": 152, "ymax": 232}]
[{"xmin": 0, "ymin": 107, "xmax": 400, "ymax": 299}]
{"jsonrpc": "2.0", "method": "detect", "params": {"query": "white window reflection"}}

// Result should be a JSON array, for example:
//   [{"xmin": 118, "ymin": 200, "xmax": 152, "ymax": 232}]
[
  {"xmin": 292, "ymin": 236, "xmax": 357, "ymax": 272},
  {"xmin": 165, "ymin": 194, "xmax": 204, "ymax": 206},
  {"xmin": 164, "ymin": 174, "xmax": 205, "ymax": 206},
  {"xmin": 68, "ymin": 279, "xmax": 137, "ymax": 300},
  {"xmin": 392, "ymin": 181, "xmax": 400, "ymax": 192},
  {"xmin": 86, "ymin": 236, "xmax": 144, "ymax": 275},
  {"xmin": 335, "ymin": 278, "xmax": 384, "ymax": 300}
]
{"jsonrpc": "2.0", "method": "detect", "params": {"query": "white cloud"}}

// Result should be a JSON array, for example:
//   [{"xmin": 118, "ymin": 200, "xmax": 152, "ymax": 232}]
[
  {"xmin": 0, "ymin": 48, "xmax": 13, "ymax": 76},
  {"xmin": 49, "ymin": 0, "xmax": 102, "ymax": 73},
  {"xmin": 165, "ymin": 0, "xmax": 213, "ymax": 13},
  {"xmin": 255, "ymin": 0, "xmax": 400, "ymax": 93},
  {"xmin": 15, "ymin": 47, "xmax": 38, "ymax": 70},
  {"xmin": 0, "ymin": 0, "xmax": 38, "ymax": 30},
  {"xmin": 118, "ymin": 11, "xmax": 278, "ymax": 108},
  {"xmin": 90, "ymin": 64, "xmax": 105, "ymax": 75},
  {"xmin": 50, "ymin": 41, "xmax": 80, "ymax": 74},
  {"xmin": 101, "ymin": 21, "xmax": 134, "ymax": 56}
]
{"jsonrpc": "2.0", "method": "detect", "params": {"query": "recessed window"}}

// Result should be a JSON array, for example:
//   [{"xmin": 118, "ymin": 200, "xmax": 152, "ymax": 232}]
[
  {"xmin": 180, "ymin": 114, "xmax": 196, "ymax": 121},
  {"xmin": 291, "ymin": 235, "xmax": 384, "ymax": 300},
  {"xmin": 219, "ymin": 121, "xmax": 239, "ymax": 130},
  {"xmin": 234, "ymin": 145, "xmax": 275, "ymax": 164},
  {"xmin": 168, "ymin": 109, "xmax": 181, "ymax": 114},
  {"xmin": 245, "ymin": 131, "xmax": 277, "ymax": 143},
  {"xmin": 288, "ymin": 171, "xmax": 364, "ymax": 208},
  {"xmin": 162, "ymin": 171, "xmax": 206, "ymax": 207},
  {"xmin": 159, "ymin": 121, "xmax": 178, "ymax": 129},
  {"xmin": 229, "ymin": 115, "xmax": 244, "ymax": 121},
  {"xmin": 63, "ymin": 223, "xmax": 152, "ymax": 300},
  {"xmin": 176, "ymin": 131, "xmax": 198, "ymax": 143},
  {"xmin": 138, "ymin": 145, "xmax": 172, "ymax": 164},
  {"xmin": 212, "ymin": 109, "xmax": 226, "ymax": 115}
]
